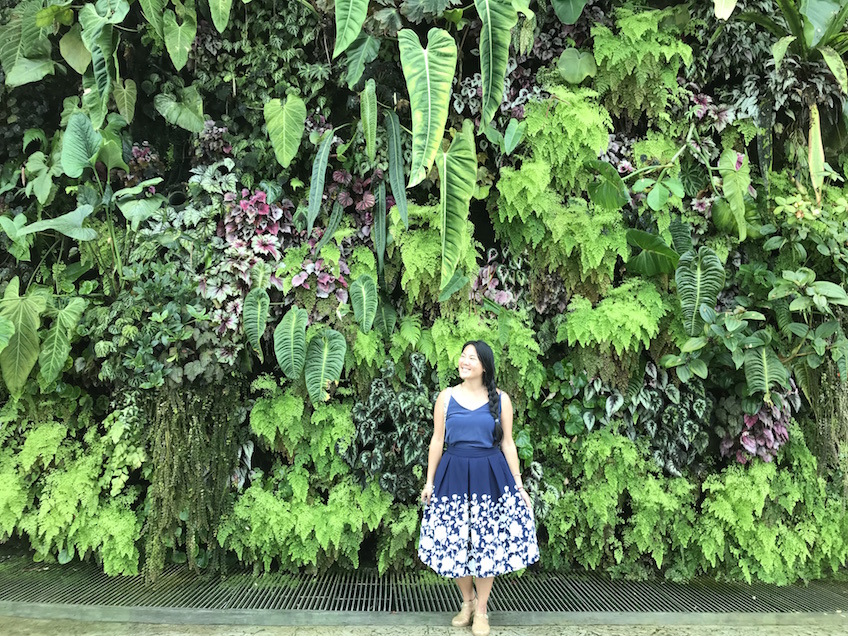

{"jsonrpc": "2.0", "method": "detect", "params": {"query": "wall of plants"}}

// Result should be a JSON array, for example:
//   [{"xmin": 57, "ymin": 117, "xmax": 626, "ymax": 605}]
[{"xmin": 1, "ymin": 0, "xmax": 848, "ymax": 585}]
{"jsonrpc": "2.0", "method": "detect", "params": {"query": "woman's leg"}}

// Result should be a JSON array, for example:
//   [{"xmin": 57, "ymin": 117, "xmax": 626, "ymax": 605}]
[
  {"xmin": 455, "ymin": 575, "xmax": 475, "ymax": 601},
  {"xmin": 473, "ymin": 576, "xmax": 494, "ymax": 614}
]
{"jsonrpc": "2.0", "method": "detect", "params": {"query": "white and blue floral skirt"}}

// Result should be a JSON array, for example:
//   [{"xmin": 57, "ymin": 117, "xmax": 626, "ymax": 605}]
[{"xmin": 418, "ymin": 445, "xmax": 540, "ymax": 578}]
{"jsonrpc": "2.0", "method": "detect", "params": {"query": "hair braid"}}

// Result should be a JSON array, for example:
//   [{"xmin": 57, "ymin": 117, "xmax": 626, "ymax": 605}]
[{"xmin": 485, "ymin": 372, "xmax": 503, "ymax": 444}]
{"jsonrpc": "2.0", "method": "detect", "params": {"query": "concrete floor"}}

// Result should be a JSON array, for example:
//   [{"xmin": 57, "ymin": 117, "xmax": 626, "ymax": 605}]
[{"xmin": 3, "ymin": 617, "xmax": 848, "ymax": 636}]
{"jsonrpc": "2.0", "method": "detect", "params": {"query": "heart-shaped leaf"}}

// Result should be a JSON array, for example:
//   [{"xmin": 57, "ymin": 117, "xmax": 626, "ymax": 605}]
[
  {"xmin": 264, "ymin": 95, "xmax": 307, "ymax": 169},
  {"xmin": 61, "ymin": 113, "xmax": 102, "ymax": 178},
  {"xmin": 557, "ymin": 48, "xmax": 597, "ymax": 84}
]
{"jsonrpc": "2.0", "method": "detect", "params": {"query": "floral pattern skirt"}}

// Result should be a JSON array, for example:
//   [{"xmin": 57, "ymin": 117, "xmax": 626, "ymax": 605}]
[{"xmin": 418, "ymin": 445, "xmax": 540, "ymax": 578}]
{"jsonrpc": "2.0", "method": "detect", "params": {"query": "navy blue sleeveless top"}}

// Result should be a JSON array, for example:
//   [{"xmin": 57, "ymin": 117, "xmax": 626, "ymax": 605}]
[{"xmin": 444, "ymin": 390, "xmax": 501, "ymax": 449}]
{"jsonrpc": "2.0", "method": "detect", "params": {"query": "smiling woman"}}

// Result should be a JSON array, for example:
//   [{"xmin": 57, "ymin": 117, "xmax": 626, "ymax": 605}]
[{"xmin": 418, "ymin": 340, "xmax": 539, "ymax": 636}]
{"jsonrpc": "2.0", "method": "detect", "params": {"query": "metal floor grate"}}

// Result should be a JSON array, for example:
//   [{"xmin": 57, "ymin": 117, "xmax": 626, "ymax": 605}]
[{"xmin": 0, "ymin": 555, "xmax": 846, "ymax": 614}]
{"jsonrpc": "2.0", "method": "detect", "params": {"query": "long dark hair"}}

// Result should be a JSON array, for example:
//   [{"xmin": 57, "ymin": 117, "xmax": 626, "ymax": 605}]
[{"xmin": 461, "ymin": 340, "xmax": 503, "ymax": 443}]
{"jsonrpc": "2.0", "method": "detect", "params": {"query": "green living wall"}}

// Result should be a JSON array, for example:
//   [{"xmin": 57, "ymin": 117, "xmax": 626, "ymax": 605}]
[{"xmin": 1, "ymin": 0, "xmax": 848, "ymax": 584}]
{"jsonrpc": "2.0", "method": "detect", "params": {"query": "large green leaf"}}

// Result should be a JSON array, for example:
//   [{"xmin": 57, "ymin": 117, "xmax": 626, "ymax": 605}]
[
  {"xmin": 776, "ymin": 0, "xmax": 806, "ymax": 41},
  {"xmin": 626, "ymin": 229, "xmax": 680, "ymax": 276},
  {"xmin": 264, "ymin": 95, "xmax": 307, "ymax": 169},
  {"xmin": 675, "ymin": 247, "xmax": 726, "ymax": 337},
  {"xmin": 374, "ymin": 182, "xmax": 387, "ymax": 283},
  {"xmin": 398, "ymin": 28, "xmax": 458, "ymax": 187},
  {"xmin": 585, "ymin": 159, "xmax": 629, "ymax": 210},
  {"xmin": 820, "ymin": 46, "xmax": 848, "ymax": 93},
  {"xmin": 475, "ymin": 0, "xmax": 517, "ymax": 126},
  {"xmin": 39, "ymin": 297, "xmax": 86, "ymax": 385},
  {"xmin": 344, "ymin": 34, "xmax": 380, "ymax": 89},
  {"xmin": 117, "ymin": 196, "xmax": 166, "ymax": 231},
  {"xmin": 313, "ymin": 201, "xmax": 345, "ymax": 257},
  {"xmin": 243, "ymin": 288, "xmax": 270, "ymax": 362},
  {"xmin": 800, "ymin": 0, "xmax": 841, "ymax": 48},
  {"xmin": 436, "ymin": 119, "xmax": 476, "ymax": 290},
  {"xmin": 59, "ymin": 23, "xmax": 91, "ymax": 75},
  {"xmin": 139, "ymin": 0, "xmax": 166, "ymax": 39},
  {"xmin": 274, "ymin": 306, "xmax": 308, "ymax": 380},
  {"xmin": 113, "ymin": 78, "xmax": 137, "ymax": 123},
  {"xmin": 19, "ymin": 205, "xmax": 97, "ymax": 241},
  {"xmin": 333, "ymin": 0, "xmax": 368, "ymax": 58},
  {"xmin": 0, "ymin": 277, "xmax": 47, "ymax": 397},
  {"xmin": 718, "ymin": 148, "xmax": 750, "ymax": 241},
  {"xmin": 163, "ymin": 4, "xmax": 196, "ymax": 72},
  {"xmin": 305, "ymin": 328, "xmax": 347, "ymax": 403},
  {"xmin": 819, "ymin": 0, "xmax": 848, "ymax": 45},
  {"xmin": 0, "ymin": 316, "xmax": 14, "ymax": 355},
  {"xmin": 154, "ymin": 85, "xmax": 205, "ymax": 132},
  {"xmin": 744, "ymin": 346, "xmax": 790, "ymax": 395},
  {"xmin": 0, "ymin": 0, "xmax": 55, "ymax": 88},
  {"xmin": 61, "ymin": 113, "xmax": 102, "ymax": 178},
  {"xmin": 374, "ymin": 295, "xmax": 397, "ymax": 337},
  {"xmin": 350, "ymin": 274, "xmax": 378, "ymax": 332},
  {"xmin": 713, "ymin": 0, "xmax": 738, "ymax": 20},
  {"xmin": 209, "ymin": 0, "xmax": 233, "ymax": 32},
  {"xmin": 809, "ymin": 102, "xmax": 826, "ymax": 204},
  {"xmin": 551, "ymin": 0, "xmax": 588, "ymax": 24},
  {"xmin": 361, "ymin": 79, "xmax": 378, "ymax": 162},
  {"xmin": 385, "ymin": 110, "xmax": 409, "ymax": 228},
  {"xmin": 557, "ymin": 48, "xmax": 597, "ymax": 84},
  {"xmin": 306, "ymin": 129, "xmax": 334, "ymax": 237}
]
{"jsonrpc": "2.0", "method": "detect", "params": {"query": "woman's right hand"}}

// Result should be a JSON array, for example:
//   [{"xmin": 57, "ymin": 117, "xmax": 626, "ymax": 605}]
[{"xmin": 420, "ymin": 483, "xmax": 433, "ymax": 506}]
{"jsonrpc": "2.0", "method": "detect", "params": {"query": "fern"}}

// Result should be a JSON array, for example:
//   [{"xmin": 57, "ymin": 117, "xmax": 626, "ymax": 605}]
[
  {"xmin": 18, "ymin": 422, "xmax": 68, "ymax": 472},
  {"xmin": 249, "ymin": 388, "xmax": 306, "ymax": 451},
  {"xmin": 376, "ymin": 503, "xmax": 421, "ymax": 574}
]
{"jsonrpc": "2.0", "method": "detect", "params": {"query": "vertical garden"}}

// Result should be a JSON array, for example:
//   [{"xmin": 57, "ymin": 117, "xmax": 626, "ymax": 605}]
[{"xmin": 1, "ymin": 0, "xmax": 848, "ymax": 584}]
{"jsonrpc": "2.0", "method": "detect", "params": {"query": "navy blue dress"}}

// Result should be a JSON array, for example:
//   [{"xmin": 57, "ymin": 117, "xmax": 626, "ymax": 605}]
[{"xmin": 418, "ymin": 389, "xmax": 540, "ymax": 577}]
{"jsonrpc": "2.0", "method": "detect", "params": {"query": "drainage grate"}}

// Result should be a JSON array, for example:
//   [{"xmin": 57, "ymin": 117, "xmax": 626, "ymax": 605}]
[{"xmin": 0, "ymin": 554, "xmax": 846, "ymax": 614}]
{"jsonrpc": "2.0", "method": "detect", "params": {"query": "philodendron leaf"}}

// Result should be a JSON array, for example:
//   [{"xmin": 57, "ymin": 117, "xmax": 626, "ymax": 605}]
[
  {"xmin": 551, "ymin": 0, "xmax": 588, "ymax": 24},
  {"xmin": 39, "ymin": 297, "xmax": 87, "ymax": 385},
  {"xmin": 718, "ymin": 148, "xmax": 750, "ymax": 241},
  {"xmin": 19, "ymin": 204, "xmax": 98, "ymax": 241},
  {"xmin": 809, "ymin": 102, "xmax": 825, "ymax": 205},
  {"xmin": 0, "ymin": 316, "xmax": 13, "ymax": 355},
  {"xmin": 344, "ymin": 34, "xmax": 380, "ymax": 89},
  {"xmin": 585, "ymin": 159, "xmax": 629, "ymax": 210},
  {"xmin": 398, "ymin": 28, "xmax": 458, "ymax": 187},
  {"xmin": 61, "ymin": 113, "xmax": 102, "ymax": 178},
  {"xmin": 675, "ymin": 247, "xmax": 726, "ymax": 337},
  {"xmin": 243, "ymin": 288, "xmax": 270, "ymax": 362},
  {"xmin": 350, "ymin": 274, "xmax": 378, "ymax": 332},
  {"xmin": 59, "ymin": 23, "xmax": 91, "ymax": 75},
  {"xmin": 139, "ymin": 0, "xmax": 166, "ymax": 39},
  {"xmin": 502, "ymin": 118, "xmax": 525, "ymax": 154},
  {"xmin": 744, "ymin": 346, "xmax": 789, "ymax": 396},
  {"xmin": 437, "ymin": 119, "xmax": 477, "ymax": 290},
  {"xmin": 117, "ymin": 196, "xmax": 166, "ymax": 231},
  {"xmin": 713, "ymin": 0, "xmax": 738, "ymax": 20},
  {"xmin": 0, "ymin": 277, "xmax": 48, "ymax": 397},
  {"xmin": 163, "ymin": 3, "xmax": 197, "ymax": 72},
  {"xmin": 274, "ymin": 306, "xmax": 308, "ymax": 380},
  {"xmin": 304, "ymin": 328, "xmax": 347, "ymax": 403},
  {"xmin": 557, "ymin": 48, "xmax": 597, "ymax": 84},
  {"xmin": 385, "ymin": 110, "xmax": 409, "ymax": 228},
  {"xmin": 361, "ymin": 79, "xmax": 377, "ymax": 162},
  {"xmin": 626, "ymin": 229, "xmax": 680, "ymax": 276},
  {"xmin": 475, "ymin": 0, "xmax": 518, "ymax": 126},
  {"xmin": 0, "ymin": 0, "xmax": 56, "ymax": 88},
  {"xmin": 264, "ymin": 94, "xmax": 307, "ymax": 169},
  {"xmin": 209, "ymin": 0, "xmax": 233, "ymax": 32},
  {"xmin": 154, "ymin": 85, "xmax": 205, "ymax": 132},
  {"xmin": 306, "ymin": 129, "xmax": 334, "ymax": 237},
  {"xmin": 332, "ymin": 0, "xmax": 368, "ymax": 58},
  {"xmin": 113, "ymin": 78, "xmax": 137, "ymax": 123}
]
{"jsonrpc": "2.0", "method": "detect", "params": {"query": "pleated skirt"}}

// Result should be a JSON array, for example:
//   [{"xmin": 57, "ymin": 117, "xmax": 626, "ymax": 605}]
[{"xmin": 418, "ymin": 445, "xmax": 540, "ymax": 578}]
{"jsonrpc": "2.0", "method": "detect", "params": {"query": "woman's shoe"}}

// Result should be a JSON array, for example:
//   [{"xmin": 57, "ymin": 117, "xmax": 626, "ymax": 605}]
[
  {"xmin": 471, "ymin": 611, "xmax": 490, "ymax": 636},
  {"xmin": 450, "ymin": 596, "xmax": 477, "ymax": 627}
]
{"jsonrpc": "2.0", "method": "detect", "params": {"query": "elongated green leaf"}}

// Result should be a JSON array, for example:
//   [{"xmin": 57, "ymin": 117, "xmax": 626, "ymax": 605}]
[
  {"xmin": 736, "ymin": 11, "xmax": 787, "ymax": 38},
  {"xmin": 800, "ymin": 0, "xmax": 841, "ymax": 48},
  {"xmin": 476, "ymin": 0, "xmax": 517, "ymax": 126},
  {"xmin": 350, "ymin": 274, "xmax": 378, "ymax": 332},
  {"xmin": 305, "ymin": 328, "xmax": 347, "ymax": 403},
  {"xmin": 437, "ymin": 269, "xmax": 469, "ymax": 302},
  {"xmin": 344, "ymin": 34, "xmax": 380, "ymax": 89},
  {"xmin": 809, "ymin": 103, "xmax": 825, "ymax": 204},
  {"xmin": 361, "ymin": 79, "xmax": 377, "ymax": 162},
  {"xmin": 306, "ymin": 129, "xmax": 334, "ymax": 237},
  {"xmin": 39, "ymin": 297, "xmax": 86, "ymax": 385},
  {"xmin": 626, "ymin": 229, "xmax": 680, "ymax": 276},
  {"xmin": 113, "ymin": 78, "xmax": 137, "ymax": 123},
  {"xmin": 820, "ymin": 45, "xmax": 848, "ymax": 94},
  {"xmin": 0, "ymin": 316, "xmax": 14, "ymax": 355},
  {"xmin": 744, "ymin": 346, "xmax": 789, "ymax": 395},
  {"xmin": 0, "ymin": 0, "xmax": 55, "ymax": 88},
  {"xmin": 274, "ymin": 306, "xmax": 308, "ymax": 380},
  {"xmin": 19, "ymin": 205, "xmax": 97, "ymax": 241},
  {"xmin": 772, "ymin": 35, "xmax": 797, "ymax": 69},
  {"xmin": 313, "ymin": 201, "xmax": 345, "ymax": 257},
  {"xmin": 585, "ymin": 159, "xmax": 629, "ymax": 210},
  {"xmin": 139, "ymin": 0, "xmax": 166, "ymax": 39},
  {"xmin": 0, "ymin": 277, "xmax": 47, "ymax": 397},
  {"xmin": 333, "ymin": 0, "xmax": 368, "ymax": 58},
  {"xmin": 398, "ymin": 28, "xmax": 458, "ymax": 188},
  {"xmin": 551, "ymin": 0, "xmax": 588, "ymax": 24},
  {"xmin": 385, "ymin": 110, "xmax": 409, "ymax": 228},
  {"xmin": 60, "ymin": 23, "xmax": 91, "ymax": 75},
  {"xmin": 776, "ymin": 0, "xmax": 806, "ymax": 41},
  {"xmin": 61, "ymin": 113, "xmax": 102, "ymax": 178},
  {"xmin": 88, "ymin": 24, "xmax": 118, "ymax": 110},
  {"xmin": 243, "ymin": 288, "xmax": 270, "ymax": 362},
  {"xmin": 718, "ymin": 148, "xmax": 750, "ymax": 241},
  {"xmin": 670, "ymin": 216, "xmax": 693, "ymax": 254},
  {"xmin": 264, "ymin": 95, "xmax": 307, "ymax": 169},
  {"xmin": 154, "ymin": 85, "xmax": 205, "ymax": 132},
  {"xmin": 436, "ymin": 119, "xmax": 476, "ymax": 290},
  {"xmin": 373, "ymin": 295, "xmax": 397, "ymax": 337},
  {"xmin": 714, "ymin": 0, "xmax": 738, "ymax": 20},
  {"xmin": 675, "ymin": 247, "xmax": 726, "ymax": 337},
  {"xmin": 163, "ymin": 4, "xmax": 196, "ymax": 71},
  {"xmin": 502, "ymin": 118, "xmax": 525, "ymax": 154},
  {"xmin": 374, "ymin": 182, "xmax": 387, "ymax": 287},
  {"xmin": 209, "ymin": 0, "xmax": 233, "ymax": 32}
]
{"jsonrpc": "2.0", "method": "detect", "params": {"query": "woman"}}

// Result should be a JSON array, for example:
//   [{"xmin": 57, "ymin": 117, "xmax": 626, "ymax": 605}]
[{"xmin": 418, "ymin": 340, "xmax": 539, "ymax": 636}]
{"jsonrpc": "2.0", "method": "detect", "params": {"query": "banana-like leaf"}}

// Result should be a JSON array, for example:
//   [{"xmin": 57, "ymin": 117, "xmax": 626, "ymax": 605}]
[
  {"xmin": 809, "ymin": 103, "xmax": 825, "ymax": 204},
  {"xmin": 306, "ymin": 129, "xmax": 334, "ymax": 237},
  {"xmin": 718, "ymin": 148, "xmax": 750, "ymax": 241},
  {"xmin": 0, "ymin": 277, "xmax": 47, "ymax": 397},
  {"xmin": 38, "ymin": 297, "xmax": 86, "ymax": 385},
  {"xmin": 361, "ymin": 78, "xmax": 377, "ymax": 162},
  {"xmin": 163, "ymin": 3, "xmax": 196, "ymax": 72},
  {"xmin": 675, "ymin": 247, "xmax": 726, "ymax": 337},
  {"xmin": 264, "ymin": 95, "xmax": 307, "ymax": 169},
  {"xmin": 113, "ymin": 78, "xmax": 137, "ymax": 123},
  {"xmin": 350, "ymin": 274, "xmax": 378, "ymax": 332},
  {"xmin": 744, "ymin": 346, "xmax": 789, "ymax": 395},
  {"xmin": 61, "ymin": 113, "xmax": 102, "ymax": 178},
  {"xmin": 385, "ymin": 110, "xmax": 409, "ymax": 228},
  {"xmin": 626, "ymin": 229, "xmax": 680, "ymax": 276},
  {"xmin": 305, "ymin": 328, "xmax": 347, "ymax": 403},
  {"xmin": 713, "ymin": 0, "xmax": 738, "ymax": 20},
  {"xmin": 398, "ymin": 28, "xmax": 458, "ymax": 187},
  {"xmin": 243, "ymin": 288, "xmax": 270, "ymax": 362},
  {"xmin": 209, "ymin": 0, "xmax": 232, "ymax": 33},
  {"xmin": 274, "ymin": 306, "xmax": 308, "ymax": 380},
  {"xmin": 154, "ymin": 85, "xmax": 205, "ymax": 132},
  {"xmin": 820, "ymin": 46, "xmax": 848, "ymax": 94},
  {"xmin": 436, "ymin": 119, "xmax": 476, "ymax": 290},
  {"xmin": 475, "ymin": 0, "xmax": 517, "ymax": 126},
  {"xmin": 313, "ymin": 201, "xmax": 344, "ymax": 257},
  {"xmin": 332, "ymin": 0, "xmax": 368, "ymax": 59}
]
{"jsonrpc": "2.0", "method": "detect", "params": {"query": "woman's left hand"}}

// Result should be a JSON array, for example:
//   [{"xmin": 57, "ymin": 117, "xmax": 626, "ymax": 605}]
[{"xmin": 519, "ymin": 489, "xmax": 533, "ymax": 516}]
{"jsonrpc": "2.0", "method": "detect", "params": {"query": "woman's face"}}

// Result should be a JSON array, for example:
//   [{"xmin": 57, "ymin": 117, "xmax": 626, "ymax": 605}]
[{"xmin": 458, "ymin": 344, "xmax": 484, "ymax": 383}]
